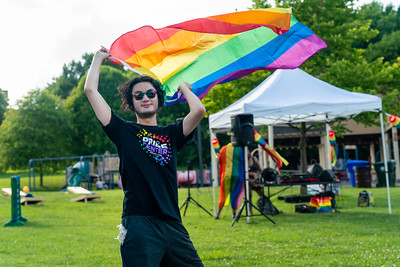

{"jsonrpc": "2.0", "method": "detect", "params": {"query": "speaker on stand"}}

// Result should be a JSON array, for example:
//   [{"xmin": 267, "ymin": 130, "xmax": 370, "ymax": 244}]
[{"xmin": 230, "ymin": 114, "xmax": 275, "ymax": 227}]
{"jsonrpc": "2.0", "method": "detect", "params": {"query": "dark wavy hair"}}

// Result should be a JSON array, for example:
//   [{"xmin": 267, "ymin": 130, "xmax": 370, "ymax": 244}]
[{"xmin": 118, "ymin": 76, "xmax": 165, "ymax": 112}]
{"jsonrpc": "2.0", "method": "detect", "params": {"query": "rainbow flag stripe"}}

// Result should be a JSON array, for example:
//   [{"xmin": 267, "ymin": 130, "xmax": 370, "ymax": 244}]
[
  {"xmin": 109, "ymin": 8, "xmax": 326, "ymax": 106},
  {"xmin": 218, "ymin": 143, "xmax": 244, "ymax": 210}
]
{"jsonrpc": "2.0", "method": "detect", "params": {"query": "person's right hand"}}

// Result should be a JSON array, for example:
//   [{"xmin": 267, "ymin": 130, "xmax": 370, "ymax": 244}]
[{"xmin": 94, "ymin": 47, "xmax": 110, "ymax": 63}]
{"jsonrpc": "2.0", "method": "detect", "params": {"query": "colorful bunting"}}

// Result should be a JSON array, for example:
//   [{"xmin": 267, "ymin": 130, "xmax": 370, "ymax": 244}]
[
  {"xmin": 254, "ymin": 130, "xmax": 288, "ymax": 169},
  {"xmin": 108, "ymin": 8, "xmax": 326, "ymax": 106},
  {"xmin": 388, "ymin": 114, "xmax": 400, "ymax": 128}
]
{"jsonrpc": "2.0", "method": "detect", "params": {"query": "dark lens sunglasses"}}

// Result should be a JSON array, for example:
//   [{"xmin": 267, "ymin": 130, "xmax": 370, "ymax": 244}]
[{"xmin": 133, "ymin": 89, "xmax": 157, "ymax": 101}]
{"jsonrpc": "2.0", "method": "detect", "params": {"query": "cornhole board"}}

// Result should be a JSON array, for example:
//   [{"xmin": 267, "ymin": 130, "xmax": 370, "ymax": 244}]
[
  {"xmin": 20, "ymin": 197, "xmax": 44, "ymax": 206},
  {"xmin": 2, "ymin": 188, "xmax": 26, "ymax": 197},
  {"xmin": 67, "ymin": 186, "xmax": 101, "ymax": 203}
]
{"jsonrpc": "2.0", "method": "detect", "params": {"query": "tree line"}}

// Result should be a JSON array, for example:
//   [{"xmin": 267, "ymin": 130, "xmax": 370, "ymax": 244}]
[{"xmin": 0, "ymin": 0, "xmax": 399, "ymax": 171}]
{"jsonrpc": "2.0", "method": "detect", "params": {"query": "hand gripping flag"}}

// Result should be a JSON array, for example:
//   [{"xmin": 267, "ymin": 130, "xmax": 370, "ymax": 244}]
[
  {"xmin": 108, "ymin": 8, "xmax": 327, "ymax": 106},
  {"xmin": 328, "ymin": 130, "xmax": 338, "ymax": 167},
  {"xmin": 254, "ymin": 130, "xmax": 288, "ymax": 169}
]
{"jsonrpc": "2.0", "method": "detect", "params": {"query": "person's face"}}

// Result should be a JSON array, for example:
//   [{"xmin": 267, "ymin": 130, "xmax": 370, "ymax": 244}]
[{"xmin": 132, "ymin": 82, "xmax": 158, "ymax": 118}]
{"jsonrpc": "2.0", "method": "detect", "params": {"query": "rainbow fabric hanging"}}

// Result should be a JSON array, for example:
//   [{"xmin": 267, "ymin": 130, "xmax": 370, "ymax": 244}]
[
  {"xmin": 388, "ymin": 114, "xmax": 400, "ymax": 128},
  {"xmin": 254, "ymin": 130, "xmax": 288, "ymax": 169},
  {"xmin": 212, "ymin": 138, "xmax": 221, "ymax": 154},
  {"xmin": 218, "ymin": 143, "xmax": 245, "ymax": 210},
  {"xmin": 328, "ymin": 130, "xmax": 338, "ymax": 167},
  {"xmin": 108, "ymin": 8, "xmax": 326, "ymax": 106}
]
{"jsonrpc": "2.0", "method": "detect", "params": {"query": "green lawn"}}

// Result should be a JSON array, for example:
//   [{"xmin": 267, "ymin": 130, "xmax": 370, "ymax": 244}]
[{"xmin": 1, "ymin": 174, "xmax": 399, "ymax": 266}]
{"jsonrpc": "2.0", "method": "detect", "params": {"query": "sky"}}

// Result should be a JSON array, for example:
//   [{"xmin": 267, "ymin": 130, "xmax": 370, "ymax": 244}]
[{"xmin": 0, "ymin": 0, "xmax": 398, "ymax": 106}]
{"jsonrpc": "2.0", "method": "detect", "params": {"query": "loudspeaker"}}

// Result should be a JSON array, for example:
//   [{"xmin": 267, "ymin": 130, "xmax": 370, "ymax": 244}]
[
  {"xmin": 231, "ymin": 114, "xmax": 255, "ymax": 147},
  {"xmin": 318, "ymin": 170, "xmax": 336, "ymax": 181}
]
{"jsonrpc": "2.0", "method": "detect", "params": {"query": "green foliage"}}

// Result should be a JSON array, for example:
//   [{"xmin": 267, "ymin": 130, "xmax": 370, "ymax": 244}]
[
  {"xmin": 365, "ymin": 31, "xmax": 400, "ymax": 63},
  {"xmin": 357, "ymin": 2, "xmax": 400, "ymax": 62},
  {"xmin": 203, "ymin": 70, "xmax": 270, "ymax": 116},
  {"xmin": 0, "ymin": 90, "xmax": 8, "ymax": 125},
  {"xmin": 63, "ymin": 66, "xmax": 132, "ymax": 155},
  {"xmin": 47, "ymin": 53, "xmax": 125, "ymax": 100},
  {"xmin": 0, "ymin": 90, "xmax": 73, "ymax": 169}
]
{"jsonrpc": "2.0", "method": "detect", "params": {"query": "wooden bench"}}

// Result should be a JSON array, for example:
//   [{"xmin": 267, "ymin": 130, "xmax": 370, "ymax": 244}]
[
  {"xmin": 67, "ymin": 186, "xmax": 101, "ymax": 203},
  {"xmin": 20, "ymin": 197, "xmax": 44, "ymax": 206}
]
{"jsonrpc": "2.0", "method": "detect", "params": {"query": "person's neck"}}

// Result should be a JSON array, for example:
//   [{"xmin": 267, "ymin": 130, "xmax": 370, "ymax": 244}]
[{"xmin": 136, "ymin": 115, "xmax": 157, "ymax": 126}]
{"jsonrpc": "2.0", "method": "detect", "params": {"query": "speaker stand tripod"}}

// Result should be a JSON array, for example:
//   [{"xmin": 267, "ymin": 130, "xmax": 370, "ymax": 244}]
[
  {"xmin": 231, "ymin": 146, "xmax": 276, "ymax": 227},
  {"xmin": 180, "ymin": 159, "xmax": 213, "ymax": 217}
]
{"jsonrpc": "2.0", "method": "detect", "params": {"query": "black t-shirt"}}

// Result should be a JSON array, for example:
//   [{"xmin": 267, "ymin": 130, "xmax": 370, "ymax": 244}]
[{"xmin": 102, "ymin": 111, "xmax": 193, "ymax": 222}]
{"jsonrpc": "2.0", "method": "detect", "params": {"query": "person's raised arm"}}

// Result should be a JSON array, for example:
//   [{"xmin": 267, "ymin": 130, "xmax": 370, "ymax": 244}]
[
  {"xmin": 179, "ymin": 82, "xmax": 206, "ymax": 137},
  {"xmin": 84, "ymin": 48, "xmax": 112, "ymax": 126}
]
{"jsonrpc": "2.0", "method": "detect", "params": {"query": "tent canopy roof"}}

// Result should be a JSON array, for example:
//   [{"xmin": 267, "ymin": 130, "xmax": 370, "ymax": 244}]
[{"xmin": 209, "ymin": 68, "xmax": 382, "ymax": 131}]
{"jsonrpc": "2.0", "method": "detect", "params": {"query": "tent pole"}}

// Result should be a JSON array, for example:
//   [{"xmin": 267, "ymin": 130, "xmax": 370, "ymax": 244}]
[
  {"xmin": 209, "ymin": 129, "xmax": 218, "ymax": 216},
  {"xmin": 268, "ymin": 125, "xmax": 274, "ymax": 168},
  {"xmin": 325, "ymin": 117, "xmax": 331, "ymax": 170},
  {"xmin": 379, "ymin": 110, "xmax": 392, "ymax": 214}
]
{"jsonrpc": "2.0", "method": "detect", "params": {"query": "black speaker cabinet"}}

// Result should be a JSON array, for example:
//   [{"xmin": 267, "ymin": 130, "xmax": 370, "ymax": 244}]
[
  {"xmin": 318, "ymin": 170, "xmax": 336, "ymax": 181},
  {"xmin": 231, "ymin": 114, "xmax": 255, "ymax": 147}
]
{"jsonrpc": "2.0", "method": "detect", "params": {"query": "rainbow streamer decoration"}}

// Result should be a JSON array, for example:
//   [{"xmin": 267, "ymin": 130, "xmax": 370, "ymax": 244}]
[
  {"xmin": 310, "ymin": 197, "xmax": 332, "ymax": 213},
  {"xmin": 253, "ymin": 130, "xmax": 288, "ymax": 169},
  {"xmin": 388, "ymin": 114, "xmax": 400, "ymax": 129},
  {"xmin": 218, "ymin": 143, "xmax": 245, "ymax": 210},
  {"xmin": 108, "ymin": 8, "xmax": 326, "ymax": 106},
  {"xmin": 328, "ymin": 130, "xmax": 338, "ymax": 167},
  {"xmin": 212, "ymin": 138, "xmax": 221, "ymax": 154}
]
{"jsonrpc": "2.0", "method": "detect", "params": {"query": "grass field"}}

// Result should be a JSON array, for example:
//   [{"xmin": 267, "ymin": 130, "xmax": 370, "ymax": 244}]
[{"xmin": 1, "ymin": 173, "xmax": 399, "ymax": 266}]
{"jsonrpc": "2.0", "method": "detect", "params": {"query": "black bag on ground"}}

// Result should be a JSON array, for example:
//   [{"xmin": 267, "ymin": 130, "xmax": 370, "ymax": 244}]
[
  {"xmin": 295, "ymin": 204, "xmax": 317, "ymax": 213},
  {"xmin": 257, "ymin": 195, "xmax": 279, "ymax": 215}
]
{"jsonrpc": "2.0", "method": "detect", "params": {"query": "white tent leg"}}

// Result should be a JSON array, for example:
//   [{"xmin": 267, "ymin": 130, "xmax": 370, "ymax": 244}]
[
  {"xmin": 268, "ymin": 125, "xmax": 275, "ymax": 168},
  {"xmin": 379, "ymin": 110, "xmax": 392, "ymax": 214},
  {"xmin": 325, "ymin": 122, "xmax": 332, "ymax": 170},
  {"xmin": 210, "ymin": 130, "xmax": 218, "ymax": 216}
]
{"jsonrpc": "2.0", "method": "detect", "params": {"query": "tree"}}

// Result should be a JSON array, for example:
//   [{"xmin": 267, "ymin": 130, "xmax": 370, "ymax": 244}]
[
  {"xmin": 357, "ymin": 2, "xmax": 400, "ymax": 62},
  {"xmin": 63, "ymin": 65, "xmax": 133, "ymax": 155},
  {"xmin": 47, "ymin": 53, "xmax": 125, "ymax": 100},
  {"xmin": 0, "ymin": 90, "xmax": 73, "ymax": 169},
  {"xmin": 203, "ymin": 70, "xmax": 271, "ymax": 116},
  {"xmin": 0, "ymin": 89, "xmax": 8, "ymax": 125}
]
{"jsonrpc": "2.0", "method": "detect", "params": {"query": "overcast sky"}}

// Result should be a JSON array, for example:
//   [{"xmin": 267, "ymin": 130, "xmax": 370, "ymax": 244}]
[{"xmin": 0, "ymin": 0, "xmax": 397, "ymax": 106}]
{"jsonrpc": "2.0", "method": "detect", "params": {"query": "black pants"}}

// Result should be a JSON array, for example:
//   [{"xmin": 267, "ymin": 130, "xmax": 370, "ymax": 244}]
[{"xmin": 121, "ymin": 215, "xmax": 203, "ymax": 267}]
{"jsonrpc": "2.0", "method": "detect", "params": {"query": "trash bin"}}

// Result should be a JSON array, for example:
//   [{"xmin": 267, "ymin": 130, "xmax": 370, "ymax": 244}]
[
  {"xmin": 346, "ymin": 160, "xmax": 369, "ymax": 187},
  {"xmin": 373, "ymin": 160, "xmax": 396, "ymax": 187},
  {"xmin": 355, "ymin": 166, "xmax": 371, "ymax": 188}
]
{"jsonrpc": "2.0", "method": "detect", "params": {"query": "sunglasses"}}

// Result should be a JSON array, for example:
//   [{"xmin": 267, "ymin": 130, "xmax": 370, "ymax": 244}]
[{"xmin": 132, "ymin": 89, "xmax": 157, "ymax": 101}]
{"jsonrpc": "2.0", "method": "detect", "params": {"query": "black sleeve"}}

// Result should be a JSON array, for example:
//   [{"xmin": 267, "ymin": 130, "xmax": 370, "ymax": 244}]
[
  {"xmin": 101, "ymin": 111, "xmax": 124, "ymax": 146},
  {"xmin": 175, "ymin": 119, "xmax": 195, "ymax": 151}
]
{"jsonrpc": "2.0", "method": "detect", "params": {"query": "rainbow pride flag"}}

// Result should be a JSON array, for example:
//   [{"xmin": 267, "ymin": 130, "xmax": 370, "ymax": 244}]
[
  {"xmin": 109, "ymin": 8, "xmax": 326, "ymax": 106},
  {"xmin": 310, "ymin": 197, "xmax": 332, "ymax": 213},
  {"xmin": 328, "ymin": 130, "xmax": 338, "ymax": 167},
  {"xmin": 254, "ymin": 130, "xmax": 288, "ymax": 169},
  {"xmin": 218, "ymin": 143, "xmax": 244, "ymax": 210}
]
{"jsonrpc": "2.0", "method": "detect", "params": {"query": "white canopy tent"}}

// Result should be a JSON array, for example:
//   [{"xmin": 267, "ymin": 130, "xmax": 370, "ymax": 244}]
[{"xmin": 208, "ymin": 68, "xmax": 392, "ymax": 214}]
